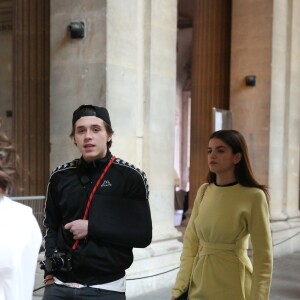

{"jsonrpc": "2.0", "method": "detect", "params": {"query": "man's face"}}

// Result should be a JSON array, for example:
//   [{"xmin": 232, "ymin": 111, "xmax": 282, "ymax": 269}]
[{"xmin": 74, "ymin": 116, "xmax": 112, "ymax": 162}]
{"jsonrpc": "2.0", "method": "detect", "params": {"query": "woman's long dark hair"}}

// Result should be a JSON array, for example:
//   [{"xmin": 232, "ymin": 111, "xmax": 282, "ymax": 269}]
[{"xmin": 206, "ymin": 129, "xmax": 270, "ymax": 206}]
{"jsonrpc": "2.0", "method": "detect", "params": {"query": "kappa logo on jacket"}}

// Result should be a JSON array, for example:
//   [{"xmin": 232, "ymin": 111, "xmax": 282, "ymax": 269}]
[{"xmin": 101, "ymin": 180, "xmax": 112, "ymax": 187}]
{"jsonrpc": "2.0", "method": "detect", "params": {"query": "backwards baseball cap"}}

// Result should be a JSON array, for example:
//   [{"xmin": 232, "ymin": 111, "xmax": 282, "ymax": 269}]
[{"xmin": 72, "ymin": 104, "xmax": 111, "ymax": 126}]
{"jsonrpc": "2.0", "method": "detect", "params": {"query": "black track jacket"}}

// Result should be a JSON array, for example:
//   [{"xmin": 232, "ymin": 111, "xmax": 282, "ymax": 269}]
[{"xmin": 43, "ymin": 151, "xmax": 152, "ymax": 285}]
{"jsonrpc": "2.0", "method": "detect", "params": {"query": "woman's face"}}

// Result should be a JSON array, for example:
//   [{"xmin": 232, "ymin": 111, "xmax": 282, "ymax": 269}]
[{"xmin": 207, "ymin": 138, "xmax": 241, "ymax": 177}]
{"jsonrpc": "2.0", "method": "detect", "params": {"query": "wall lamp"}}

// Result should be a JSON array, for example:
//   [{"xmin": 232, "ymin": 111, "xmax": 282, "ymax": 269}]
[
  {"xmin": 68, "ymin": 21, "xmax": 85, "ymax": 39},
  {"xmin": 245, "ymin": 75, "xmax": 256, "ymax": 87}
]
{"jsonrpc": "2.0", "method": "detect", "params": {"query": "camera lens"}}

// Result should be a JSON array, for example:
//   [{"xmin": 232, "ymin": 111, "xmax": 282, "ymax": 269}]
[
  {"xmin": 41, "ymin": 251, "xmax": 72, "ymax": 272},
  {"xmin": 52, "ymin": 255, "xmax": 64, "ymax": 270}
]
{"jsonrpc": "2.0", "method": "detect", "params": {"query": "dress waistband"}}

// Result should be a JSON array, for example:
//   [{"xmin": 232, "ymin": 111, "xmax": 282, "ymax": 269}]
[
  {"xmin": 198, "ymin": 238, "xmax": 251, "ymax": 300},
  {"xmin": 198, "ymin": 238, "xmax": 248, "ymax": 255}
]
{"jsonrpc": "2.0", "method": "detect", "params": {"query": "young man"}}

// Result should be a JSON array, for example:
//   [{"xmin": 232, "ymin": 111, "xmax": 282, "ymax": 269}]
[{"xmin": 42, "ymin": 105, "xmax": 152, "ymax": 300}]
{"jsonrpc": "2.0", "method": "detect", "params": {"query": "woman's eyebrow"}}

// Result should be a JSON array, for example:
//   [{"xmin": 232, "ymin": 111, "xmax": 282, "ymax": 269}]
[{"xmin": 208, "ymin": 145, "xmax": 226, "ymax": 149}]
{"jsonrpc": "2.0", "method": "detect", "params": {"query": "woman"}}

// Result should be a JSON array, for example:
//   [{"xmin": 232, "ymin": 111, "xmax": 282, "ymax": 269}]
[
  {"xmin": 171, "ymin": 129, "xmax": 273, "ymax": 300},
  {"xmin": 0, "ymin": 120, "xmax": 42, "ymax": 300}
]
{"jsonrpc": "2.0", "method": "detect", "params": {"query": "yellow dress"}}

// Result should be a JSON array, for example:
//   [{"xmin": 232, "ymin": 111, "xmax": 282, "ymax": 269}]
[{"xmin": 172, "ymin": 183, "xmax": 273, "ymax": 300}]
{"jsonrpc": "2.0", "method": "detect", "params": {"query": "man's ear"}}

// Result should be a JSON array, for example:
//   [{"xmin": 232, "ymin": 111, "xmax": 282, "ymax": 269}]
[
  {"xmin": 234, "ymin": 152, "xmax": 242, "ymax": 164},
  {"xmin": 73, "ymin": 138, "xmax": 77, "ymax": 146}
]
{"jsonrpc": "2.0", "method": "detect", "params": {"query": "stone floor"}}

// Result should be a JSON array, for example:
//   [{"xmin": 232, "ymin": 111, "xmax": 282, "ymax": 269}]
[{"xmin": 33, "ymin": 251, "xmax": 300, "ymax": 300}]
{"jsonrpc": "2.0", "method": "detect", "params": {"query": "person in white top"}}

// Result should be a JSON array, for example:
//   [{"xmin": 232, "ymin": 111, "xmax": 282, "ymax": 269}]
[{"xmin": 0, "ymin": 119, "xmax": 42, "ymax": 300}]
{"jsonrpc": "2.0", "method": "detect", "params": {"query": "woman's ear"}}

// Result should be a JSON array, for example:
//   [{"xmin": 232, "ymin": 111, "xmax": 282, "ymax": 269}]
[{"xmin": 234, "ymin": 152, "xmax": 242, "ymax": 164}]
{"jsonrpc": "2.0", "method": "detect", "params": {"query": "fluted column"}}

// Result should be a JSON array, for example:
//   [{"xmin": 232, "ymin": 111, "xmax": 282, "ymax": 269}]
[
  {"xmin": 189, "ymin": 0, "xmax": 231, "ymax": 206},
  {"xmin": 269, "ymin": 0, "xmax": 300, "ymax": 220},
  {"xmin": 13, "ymin": 0, "xmax": 50, "ymax": 196}
]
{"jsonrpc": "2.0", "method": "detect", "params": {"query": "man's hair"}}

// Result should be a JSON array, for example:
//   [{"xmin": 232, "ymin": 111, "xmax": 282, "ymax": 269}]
[{"xmin": 70, "ymin": 105, "xmax": 114, "ymax": 148}]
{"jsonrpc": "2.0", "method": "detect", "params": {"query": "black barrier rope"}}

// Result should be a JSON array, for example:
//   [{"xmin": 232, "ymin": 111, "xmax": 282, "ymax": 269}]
[
  {"xmin": 272, "ymin": 230, "xmax": 300, "ymax": 247},
  {"xmin": 33, "ymin": 230, "xmax": 300, "ymax": 292},
  {"xmin": 247, "ymin": 230, "xmax": 300, "ymax": 256},
  {"xmin": 33, "ymin": 285, "xmax": 45, "ymax": 292},
  {"xmin": 127, "ymin": 266, "xmax": 179, "ymax": 281}
]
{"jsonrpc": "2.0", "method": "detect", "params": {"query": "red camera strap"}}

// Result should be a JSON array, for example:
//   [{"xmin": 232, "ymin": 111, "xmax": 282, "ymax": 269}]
[{"xmin": 72, "ymin": 155, "xmax": 116, "ymax": 250}]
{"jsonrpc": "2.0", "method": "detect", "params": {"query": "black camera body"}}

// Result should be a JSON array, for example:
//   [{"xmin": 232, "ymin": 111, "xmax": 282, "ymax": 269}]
[{"xmin": 40, "ymin": 250, "xmax": 72, "ymax": 272}]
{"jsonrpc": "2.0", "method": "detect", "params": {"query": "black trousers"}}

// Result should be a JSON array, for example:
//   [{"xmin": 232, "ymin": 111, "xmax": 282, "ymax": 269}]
[{"xmin": 42, "ymin": 284, "xmax": 126, "ymax": 300}]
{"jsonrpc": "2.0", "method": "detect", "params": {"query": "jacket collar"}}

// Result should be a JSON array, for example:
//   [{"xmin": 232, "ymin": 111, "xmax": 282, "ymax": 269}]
[{"xmin": 78, "ymin": 151, "xmax": 112, "ymax": 171}]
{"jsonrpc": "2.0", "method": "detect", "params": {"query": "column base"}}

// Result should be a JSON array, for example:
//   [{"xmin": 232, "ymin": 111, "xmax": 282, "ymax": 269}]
[
  {"xmin": 271, "ymin": 217, "xmax": 300, "ymax": 257},
  {"xmin": 126, "ymin": 233, "xmax": 183, "ymax": 298}
]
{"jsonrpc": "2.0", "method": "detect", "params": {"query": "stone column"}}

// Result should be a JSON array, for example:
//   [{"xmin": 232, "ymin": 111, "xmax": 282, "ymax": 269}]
[
  {"xmin": 106, "ymin": 1, "xmax": 182, "ymax": 296},
  {"xmin": 284, "ymin": 0, "xmax": 300, "ymax": 219},
  {"xmin": 50, "ymin": 1, "xmax": 107, "ymax": 169},
  {"xmin": 269, "ymin": 0, "xmax": 300, "ymax": 221},
  {"xmin": 269, "ymin": 0, "xmax": 290, "ymax": 221},
  {"xmin": 189, "ymin": 0, "xmax": 231, "ymax": 207},
  {"xmin": 231, "ymin": 0, "xmax": 272, "ymax": 184},
  {"xmin": 13, "ymin": 0, "xmax": 50, "ymax": 195},
  {"xmin": 269, "ymin": 0, "xmax": 300, "ymax": 256}
]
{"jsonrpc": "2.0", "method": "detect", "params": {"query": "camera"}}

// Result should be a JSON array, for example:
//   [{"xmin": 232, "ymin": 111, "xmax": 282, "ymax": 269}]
[{"xmin": 40, "ymin": 250, "xmax": 72, "ymax": 272}]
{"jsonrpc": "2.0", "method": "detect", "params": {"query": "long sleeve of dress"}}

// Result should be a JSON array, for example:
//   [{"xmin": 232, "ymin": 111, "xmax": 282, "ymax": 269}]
[
  {"xmin": 172, "ymin": 184, "xmax": 207, "ymax": 298},
  {"xmin": 248, "ymin": 190, "xmax": 273, "ymax": 299}
]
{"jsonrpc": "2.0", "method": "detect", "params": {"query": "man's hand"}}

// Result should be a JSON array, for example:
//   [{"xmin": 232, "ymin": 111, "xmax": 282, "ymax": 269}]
[
  {"xmin": 44, "ymin": 275, "xmax": 54, "ymax": 285},
  {"xmin": 65, "ymin": 219, "xmax": 88, "ymax": 240}
]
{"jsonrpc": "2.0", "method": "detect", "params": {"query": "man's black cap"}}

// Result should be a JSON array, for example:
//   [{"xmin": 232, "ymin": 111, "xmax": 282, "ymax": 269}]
[{"xmin": 72, "ymin": 105, "xmax": 111, "ymax": 126}]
